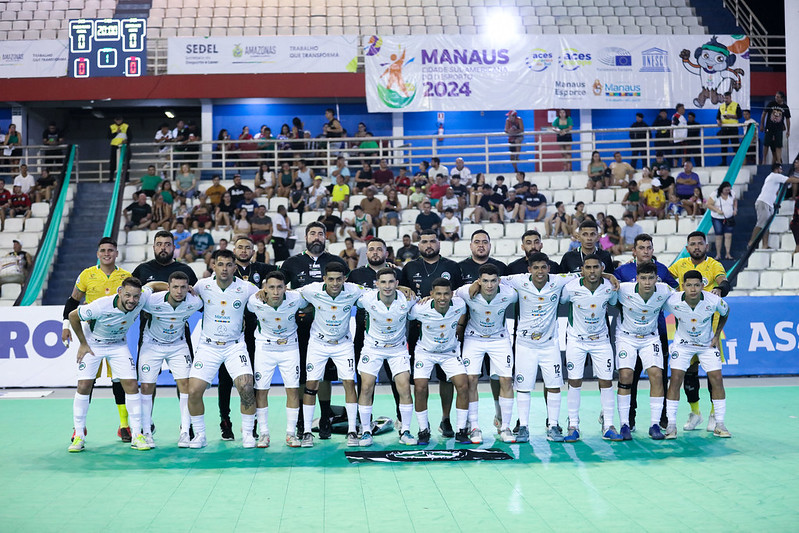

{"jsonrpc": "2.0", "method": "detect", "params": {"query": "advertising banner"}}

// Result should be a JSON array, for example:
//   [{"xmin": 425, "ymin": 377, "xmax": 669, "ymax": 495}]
[
  {"xmin": 167, "ymin": 35, "xmax": 359, "ymax": 75},
  {"xmin": 0, "ymin": 40, "xmax": 69, "ymax": 79},
  {"xmin": 364, "ymin": 34, "xmax": 751, "ymax": 112}
]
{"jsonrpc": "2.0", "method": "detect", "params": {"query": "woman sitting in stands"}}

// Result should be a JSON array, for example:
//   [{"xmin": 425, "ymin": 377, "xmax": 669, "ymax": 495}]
[
  {"xmin": 277, "ymin": 161, "xmax": 295, "ymax": 198},
  {"xmin": 215, "ymin": 192, "xmax": 237, "ymax": 230},
  {"xmin": 149, "ymin": 193, "xmax": 173, "ymax": 231},
  {"xmin": 288, "ymin": 180, "xmax": 307, "ymax": 215},
  {"xmin": 237, "ymin": 126, "xmax": 258, "ymax": 164},
  {"xmin": 587, "ymin": 151, "xmax": 608, "ymax": 190},
  {"xmin": 339, "ymin": 237, "xmax": 360, "ymax": 271},
  {"xmin": 255, "ymin": 161, "xmax": 275, "ymax": 199},
  {"xmin": 381, "ymin": 188, "xmax": 402, "ymax": 227}
]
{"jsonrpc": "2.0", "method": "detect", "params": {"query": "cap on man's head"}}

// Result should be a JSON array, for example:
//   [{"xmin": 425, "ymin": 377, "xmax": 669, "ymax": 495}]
[
  {"xmin": 652, "ymin": 178, "xmax": 662, "ymax": 187},
  {"xmin": 507, "ymin": 110, "xmax": 517, "ymax": 117}
]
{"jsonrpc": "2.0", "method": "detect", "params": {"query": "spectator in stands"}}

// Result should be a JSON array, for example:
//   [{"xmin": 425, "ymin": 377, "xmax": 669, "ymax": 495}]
[
  {"xmin": 381, "ymin": 188, "xmax": 402, "ymax": 227},
  {"xmin": 149, "ymin": 193, "xmax": 173, "ymax": 231},
  {"xmin": 674, "ymin": 161, "xmax": 701, "ymax": 214},
  {"xmin": 503, "ymin": 189, "xmax": 524, "ymax": 223},
  {"xmin": 254, "ymin": 162, "xmax": 276, "ymax": 199},
  {"xmin": 428, "ymin": 174, "xmax": 449, "ymax": 206},
  {"xmin": 330, "ymin": 173, "xmax": 350, "ymax": 211},
  {"xmin": 276, "ymin": 124, "xmax": 292, "ymax": 161},
  {"xmin": 254, "ymin": 125, "xmax": 274, "ymax": 159},
  {"xmin": 318, "ymin": 204, "xmax": 344, "ymax": 243},
  {"xmin": 790, "ymin": 190, "xmax": 799, "ymax": 254},
  {"xmin": 122, "ymin": 191, "xmax": 150, "ymax": 231},
  {"xmin": 440, "ymin": 208, "xmax": 461, "ymax": 241},
  {"xmin": 760, "ymin": 91, "xmax": 790, "ymax": 165},
  {"xmin": 545, "ymin": 201, "xmax": 572, "ymax": 238},
  {"xmin": 174, "ymin": 163, "xmax": 198, "ymax": 199},
  {"xmin": 34, "ymin": 169, "xmax": 56, "ymax": 204},
  {"xmin": 204, "ymin": 175, "xmax": 226, "ymax": 207},
  {"xmin": 493, "ymin": 175, "xmax": 508, "ymax": 198},
  {"xmin": 276, "ymin": 161, "xmax": 295, "ymax": 198},
  {"xmin": 652, "ymin": 109, "xmax": 671, "ymax": 163},
  {"xmin": 236, "ymin": 190, "xmax": 259, "ymax": 220},
  {"xmin": 601, "ymin": 215, "xmax": 623, "ymax": 255},
  {"xmin": 173, "ymin": 197, "xmax": 189, "ymax": 226},
  {"xmin": 182, "ymin": 122, "xmax": 201, "ymax": 165},
  {"xmin": 288, "ymin": 180, "xmax": 307, "ymax": 215},
  {"xmin": 560, "ymin": 220, "xmax": 613, "ymax": 273},
  {"xmin": 307, "ymin": 176, "xmax": 329, "ymax": 210},
  {"xmin": 791, "ymin": 158, "xmax": 799, "ymax": 202},
  {"xmin": 13, "ymin": 164, "xmax": 35, "ymax": 195},
  {"xmin": 41, "ymin": 121, "xmax": 64, "ymax": 171},
  {"xmin": 708, "ymin": 181, "xmax": 737, "ymax": 260},
  {"xmin": 227, "ymin": 174, "xmax": 251, "ymax": 205},
  {"xmin": 6, "ymin": 239, "xmax": 32, "ymax": 278},
  {"xmin": 620, "ymin": 181, "xmax": 642, "ymax": 221},
  {"xmin": 322, "ymin": 108, "xmax": 344, "ymax": 142},
  {"xmin": 254, "ymin": 240, "xmax": 270, "ymax": 264},
  {"xmin": 107, "ymin": 116, "xmax": 130, "ymax": 181},
  {"xmin": 171, "ymin": 221, "xmax": 191, "ymax": 259},
  {"xmin": 339, "ymin": 237, "xmax": 360, "ymax": 270},
  {"xmin": 750, "ymin": 163, "xmax": 799, "ymax": 250},
  {"xmin": 134, "ymin": 165, "xmax": 162, "ymax": 198},
  {"xmin": 344, "ymin": 205, "xmax": 374, "ymax": 243},
  {"xmin": 354, "ymin": 161, "xmax": 374, "ymax": 192},
  {"xmin": 505, "ymin": 110, "xmax": 524, "ymax": 172},
  {"xmin": 2, "ymin": 124, "xmax": 22, "ymax": 169},
  {"xmin": 450, "ymin": 157, "xmax": 472, "ymax": 185},
  {"xmin": 656, "ymin": 165, "xmax": 677, "ymax": 202},
  {"xmin": 572, "ymin": 201, "xmax": 586, "ymax": 228},
  {"xmin": 159, "ymin": 179, "xmax": 175, "ymax": 206},
  {"xmin": 353, "ymin": 121, "xmax": 369, "ymax": 141},
  {"xmin": 180, "ymin": 225, "xmax": 214, "ymax": 264},
  {"xmin": 672, "ymin": 103, "xmax": 688, "ymax": 166},
  {"xmin": 237, "ymin": 126, "xmax": 258, "ymax": 164},
  {"xmin": 716, "ymin": 92, "xmax": 742, "ymax": 166},
  {"xmin": 215, "ymin": 191, "xmax": 236, "ymax": 230},
  {"xmin": 214, "ymin": 128, "xmax": 235, "ymax": 166},
  {"xmin": 407, "ymin": 185, "xmax": 428, "ymax": 209},
  {"xmin": 413, "ymin": 201, "xmax": 441, "ymax": 241},
  {"xmin": 609, "ymin": 152, "xmax": 635, "ymax": 187},
  {"xmin": 429, "ymin": 157, "xmax": 448, "ymax": 181},
  {"xmin": 650, "ymin": 150, "xmax": 670, "ymax": 174},
  {"xmin": 471, "ymin": 184, "xmax": 504, "ymax": 224},
  {"xmin": 233, "ymin": 209, "xmax": 251, "ymax": 235},
  {"xmin": 448, "ymin": 174, "xmax": 468, "ymax": 211},
  {"xmin": 154, "ymin": 122, "xmax": 173, "ymax": 158},
  {"xmin": 372, "ymin": 158, "xmax": 394, "ymax": 194},
  {"xmin": 437, "ymin": 187, "xmax": 460, "ymax": 216},
  {"xmin": 328, "ymin": 155, "xmax": 350, "ymax": 185},
  {"xmin": 629, "ymin": 112, "xmax": 649, "ymax": 169},
  {"xmin": 522, "ymin": 183, "xmax": 547, "ymax": 222},
  {"xmin": 1, "ymin": 240, "xmax": 29, "ymax": 296},
  {"xmin": 395, "ymin": 166, "xmax": 410, "ymax": 194},
  {"xmin": 295, "ymin": 159, "xmax": 314, "ymax": 189},
  {"xmin": 189, "ymin": 200, "xmax": 213, "ymax": 230},
  {"xmin": 396, "ymin": 234, "xmax": 420, "ymax": 264},
  {"xmin": 272, "ymin": 205, "xmax": 292, "ymax": 261},
  {"xmin": 249, "ymin": 205, "xmax": 273, "ymax": 244},
  {"xmin": 9, "ymin": 184, "xmax": 31, "ymax": 222},
  {"xmin": 552, "ymin": 109, "xmax": 574, "ymax": 171},
  {"xmin": 586, "ymin": 151, "xmax": 607, "ymax": 190},
  {"xmin": 358, "ymin": 132, "xmax": 379, "ymax": 160},
  {"xmin": 470, "ymin": 173, "xmax": 487, "ymax": 206},
  {"xmin": 685, "ymin": 112, "xmax": 702, "ymax": 166},
  {"xmin": 641, "ymin": 179, "xmax": 667, "ymax": 220},
  {"xmin": 414, "ymin": 160, "xmax": 430, "ymax": 182},
  {"xmin": 619, "ymin": 213, "xmax": 643, "ymax": 253},
  {"xmin": 360, "ymin": 187, "xmax": 382, "ymax": 224}
]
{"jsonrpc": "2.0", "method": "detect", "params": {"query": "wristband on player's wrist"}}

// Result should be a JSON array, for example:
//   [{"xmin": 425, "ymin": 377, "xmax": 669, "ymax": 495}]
[{"xmin": 63, "ymin": 319, "xmax": 71, "ymax": 329}]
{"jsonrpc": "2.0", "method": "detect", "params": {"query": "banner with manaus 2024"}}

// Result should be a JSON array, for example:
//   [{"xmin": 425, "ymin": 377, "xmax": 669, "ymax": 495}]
[{"xmin": 363, "ymin": 34, "xmax": 750, "ymax": 112}]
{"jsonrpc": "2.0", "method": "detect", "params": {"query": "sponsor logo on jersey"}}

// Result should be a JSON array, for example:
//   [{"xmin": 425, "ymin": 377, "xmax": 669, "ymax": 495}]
[
  {"xmin": 515, "ymin": 374, "xmax": 524, "ymax": 383},
  {"xmin": 671, "ymin": 352, "xmax": 678, "ymax": 359},
  {"xmin": 306, "ymin": 363, "xmax": 314, "ymax": 371},
  {"xmin": 78, "ymin": 362, "xmax": 86, "ymax": 370},
  {"xmin": 567, "ymin": 362, "xmax": 574, "ymax": 370},
  {"xmin": 415, "ymin": 361, "xmax": 424, "ymax": 368},
  {"xmin": 194, "ymin": 361, "xmax": 203, "ymax": 368},
  {"xmin": 141, "ymin": 364, "xmax": 151, "ymax": 372},
  {"xmin": 618, "ymin": 351, "xmax": 627, "ymax": 359},
  {"xmin": 255, "ymin": 372, "xmax": 262, "ymax": 381},
  {"xmin": 361, "ymin": 355, "xmax": 369, "ymax": 364}
]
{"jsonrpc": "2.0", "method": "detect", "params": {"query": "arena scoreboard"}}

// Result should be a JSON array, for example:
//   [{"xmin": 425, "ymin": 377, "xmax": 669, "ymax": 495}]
[{"xmin": 68, "ymin": 18, "xmax": 147, "ymax": 78}]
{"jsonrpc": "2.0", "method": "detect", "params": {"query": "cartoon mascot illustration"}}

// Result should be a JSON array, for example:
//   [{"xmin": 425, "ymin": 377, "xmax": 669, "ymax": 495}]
[{"xmin": 679, "ymin": 36, "xmax": 745, "ymax": 108}]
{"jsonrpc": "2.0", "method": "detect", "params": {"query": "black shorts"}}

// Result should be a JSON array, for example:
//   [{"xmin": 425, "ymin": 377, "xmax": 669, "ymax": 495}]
[
  {"xmin": 557, "ymin": 133, "xmax": 573, "ymax": 143},
  {"xmin": 764, "ymin": 130, "xmax": 784, "ymax": 149}
]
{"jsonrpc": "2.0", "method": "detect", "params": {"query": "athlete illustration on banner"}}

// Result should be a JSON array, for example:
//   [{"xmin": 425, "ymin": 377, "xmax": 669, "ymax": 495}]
[
  {"xmin": 372, "ymin": 41, "xmax": 417, "ymax": 109},
  {"xmin": 679, "ymin": 35, "xmax": 747, "ymax": 108}
]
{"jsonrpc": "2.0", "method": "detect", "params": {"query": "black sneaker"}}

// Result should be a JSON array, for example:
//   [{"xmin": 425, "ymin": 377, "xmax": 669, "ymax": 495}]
[
  {"xmin": 118, "ymin": 426, "xmax": 132, "ymax": 443},
  {"xmin": 417, "ymin": 428, "xmax": 431, "ymax": 445},
  {"xmin": 455, "ymin": 428, "xmax": 471, "ymax": 444},
  {"xmin": 438, "ymin": 418, "xmax": 455, "ymax": 438},
  {"xmin": 151, "ymin": 423, "xmax": 156, "ymax": 435},
  {"xmin": 220, "ymin": 419, "xmax": 235, "ymax": 441},
  {"xmin": 318, "ymin": 416, "xmax": 332, "ymax": 440}
]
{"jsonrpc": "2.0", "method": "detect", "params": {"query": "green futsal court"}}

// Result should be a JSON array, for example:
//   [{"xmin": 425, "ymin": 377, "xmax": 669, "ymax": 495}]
[{"xmin": 1, "ymin": 383, "xmax": 797, "ymax": 532}]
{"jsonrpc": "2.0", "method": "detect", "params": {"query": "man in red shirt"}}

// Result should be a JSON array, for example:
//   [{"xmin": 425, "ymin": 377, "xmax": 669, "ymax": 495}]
[
  {"xmin": 372, "ymin": 158, "xmax": 394, "ymax": 195},
  {"xmin": 0, "ymin": 178, "xmax": 11, "ymax": 231},
  {"xmin": 428, "ymin": 175, "xmax": 449, "ymax": 205},
  {"xmin": 10, "ymin": 184, "xmax": 31, "ymax": 220}
]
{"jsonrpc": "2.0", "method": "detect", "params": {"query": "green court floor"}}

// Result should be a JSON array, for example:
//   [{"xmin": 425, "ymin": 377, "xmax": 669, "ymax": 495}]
[{"xmin": 1, "ymin": 386, "xmax": 797, "ymax": 532}]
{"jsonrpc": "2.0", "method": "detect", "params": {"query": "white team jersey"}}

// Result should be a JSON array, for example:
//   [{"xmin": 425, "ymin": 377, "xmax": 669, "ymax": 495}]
[
  {"xmin": 502, "ymin": 273, "xmax": 577, "ymax": 341},
  {"xmin": 616, "ymin": 282, "xmax": 672, "ymax": 337},
  {"xmin": 247, "ymin": 290, "xmax": 307, "ymax": 343},
  {"xmin": 143, "ymin": 292, "xmax": 203, "ymax": 343},
  {"xmin": 299, "ymin": 282, "xmax": 364, "ymax": 341},
  {"xmin": 455, "ymin": 285, "xmax": 518, "ymax": 337},
  {"xmin": 357, "ymin": 290, "xmax": 412, "ymax": 348},
  {"xmin": 664, "ymin": 291, "xmax": 729, "ymax": 347},
  {"xmin": 561, "ymin": 278, "xmax": 618, "ymax": 338},
  {"xmin": 195, "ymin": 277, "xmax": 258, "ymax": 342},
  {"xmin": 77, "ymin": 287, "xmax": 152, "ymax": 344},
  {"xmin": 409, "ymin": 297, "xmax": 466, "ymax": 353}
]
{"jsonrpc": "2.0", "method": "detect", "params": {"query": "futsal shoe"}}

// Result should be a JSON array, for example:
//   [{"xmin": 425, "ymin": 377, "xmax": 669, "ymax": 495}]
[
  {"xmin": 683, "ymin": 412, "xmax": 703, "ymax": 431},
  {"xmin": 68, "ymin": 436, "xmax": 85, "ymax": 453},
  {"xmin": 469, "ymin": 428, "xmax": 483, "ymax": 444},
  {"xmin": 439, "ymin": 419, "xmax": 455, "ymax": 438},
  {"xmin": 256, "ymin": 432, "xmax": 271, "ymax": 448},
  {"xmin": 546, "ymin": 425, "xmax": 565, "ymax": 443},
  {"xmin": 493, "ymin": 416, "xmax": 501, "ymax": 432},
  {"xmin": 144, "ymin": 433, "xmax": 156, "ymax": 448},
  {"xmin": 706, "ymin": 414, "xmax": 716, "ymax": 432},
  {"xmin": 318, "ymin": 416, "xmax": 333, "ymax": 440},
  {"xmin": 664, "ymin": 425, "xmax": 678, "ymax": 440},
  {"xmin": 118, "ymin": 426, "xmax": 132, "ymax": 443},
  {"xmin": 620, "ymin": 424, "xmax": 633, "ymax": 441},
  {"xmin": 713, "ymin": 423, "xmax": 731, "ymax": 438},
  {"xmin": 131, "ymin": 434, "xmax": 151, "ymax": 451},
  {"xmin": 399, "ymin": 430, "xmax": 418, "ymax": 445},
  {"xmin": 602, "ymin": 426, "xmax": 624, "ymax": 442},
  {"xmin": 359, "ymin": 431, "xmax": 373, "ymax": 447},
  {"xmin": 498, "ymin": 428, "xmax": 516, "ymax": 443},
  {"xmin": 516, "ymin": 426, "xmax": 530, "ymax": 443},
  {"xmin": 242, "ymin": 433, "xmax": 256, "ymax": 448},
  {"xmin": 178, "ymin": 432, "xmax": 191, "ymax": 448},
  {"xmin": 346, "ymin": 431, "xmax": 360, "ymax": 447},
  {"xmin": 455, "ymin": 428, "xmax": 472, "ymax": 444},
  {"xmin": 189, "ymin": 433, "xmax": 207, "ymax": 448},
  {"xmin": 301, "ymin": 432, "xmax": 314, "ymax": 448},
  {"xmin": 285, "ymin": 434, "xmax": 302, "ymax": 448},
  {"xmin": 417, "ymin": 428, "xmax": 431, "ymax": 446},
  {"xmin": 563, "ymin": 427, "xmax": 581, "ymax": 443},
  {"xmin": 70, "ymin": 427, "xmax": 87, "ymax": 443},
  {"xmin": 649, "ymin": 424, "xmax": 665, "ymax": 440},
  {"xmin": 220, "ymin": 419, "xmax": 234, "ymax": 441}
]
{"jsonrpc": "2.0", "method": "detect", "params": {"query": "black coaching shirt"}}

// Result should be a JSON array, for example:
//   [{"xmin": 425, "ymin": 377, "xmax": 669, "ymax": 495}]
[
  {"xmin": 458, "ymin": 257, "xmax": 507, "ymax": 286},
  {"xmin": 559, "ymin": 247, "xmax": 614, "ymax": 274},
  {"xmin": 506, "ymin": 256, "xmax": 561, "ymax": 275},
  {"xmin": 400, "ymin": 256, "xmax": 462, "ymax": 297},
  {"xmin": 234, "ymin": 261, "xmax": 276, "ymax": 288},
  {"xmin": 348, "ymin": 265, "xmax": 402, "ymax": 289},
  {"xmin": 280, "ymin": 251, "xmax": 349, "ymax": 289},
  {"xmin": 132, "ymin": 260, "xmax": 198, "ymax": 285}
]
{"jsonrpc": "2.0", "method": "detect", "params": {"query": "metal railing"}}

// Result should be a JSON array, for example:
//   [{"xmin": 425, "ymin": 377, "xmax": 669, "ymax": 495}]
[{"xmin": 0, "ymin": 144, "xmax": 70, "ymax": 177}]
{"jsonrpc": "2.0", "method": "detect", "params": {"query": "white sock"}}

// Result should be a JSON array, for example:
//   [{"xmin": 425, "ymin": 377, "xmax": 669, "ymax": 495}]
[
  {"xmin": 286, "ymin": 407, "xmax": 299, "ymax": 436},
  {"xmin": 666, "ymin": 399, "xmax": 679, "ymax": 426},
  {"xmin": 399, "ymin": 403, "xmax": 413, "ymax": 432},
  {"xmin": 125, "ymin": 393, "xmax": 142, "ymax": 436},
  {"xmin": 499, "ymin": 397, "xmax": 514, "ymax": 430},
  {"xmin": 190, "ymin": 415, "xmax": 205, "ymax": 436},
  {"xmin": 358, "ymin": 404, "xmax": 373, "ymax": 433},
  {"xmin": 456, "ymin": 408, "xmax": 468, "ymax": 431},
  {"xmin": 493, "ymin": 399, "xmax": 501, "ymax": 419},
  {"xmin": 256, "ymin": 407, "xmax": 268, "ymax": 434},
  {"xmin": 141, "ymin": 393, "xmax": 153, "ymax": 435},
  {"xmin": 600, "ymin": 387, "xmax": 615, "ymax": 430},
  {"xmin": 617, "ymin": 393, "xmax": 631, "ymax": 427},
  {"xmin": 302, "ymin": 403, "xmax": 315, "ymax": 434},
  {"xmin": 468, "ymin": 401, "xmax": 479, "ymax": 428},
  {"xmin": 567, "ymin": 386, "xmax": 581, "ymax": 428},
  {"xmin": 416, "ymin": 409, "xmax": 429, "ymax": 431},
  {"xmin": 179, "ymin": 393, "xmax": 190, "ymax": 434},
  {"xmin": 73, "ymin": 393, "xmax": 90, "ymax": 436},
  {"xmin": 711, "ymin": 399, "xmax": 726, "ymax": 424},
  {"xmin": 517, "ymin": 391, "xmax": 531, "ymax": 427},
  {"xmin": 241, "ymin": 413, "xmax": 255, "ymax": 437},
  {"xmin": 345, "ymin": 402, "xmax": 358, "ymax": 433},
  {"xmin": 546, "ymin": 390, "xmax": 561, "ymax": 429},
  {"xmin": 650, "ymin": 397, "xmax": 664, "ymax": 426}
]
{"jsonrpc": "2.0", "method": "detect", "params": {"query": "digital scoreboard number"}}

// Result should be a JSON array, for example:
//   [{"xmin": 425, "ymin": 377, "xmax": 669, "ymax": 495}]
[{"xmin": 68, "ymin": 18, "xmax": 146, "ymax": 78}]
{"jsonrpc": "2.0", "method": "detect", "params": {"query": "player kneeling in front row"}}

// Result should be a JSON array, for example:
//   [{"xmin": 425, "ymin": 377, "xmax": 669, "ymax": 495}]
[
  {"xmin": 410, "ymin": 278, "xmax": 472, "ymax": 445},
  {"xmin": 663, "ymin": 270, "xmax": 731, "ymax": 439},
  {"xmin": 356, "ymin": 268, "xmax": 418, "ymax": 446},
  {"xmin": 139, "ymin": 272, "xmax": 203, "ymax": 448},
  {"xmin": 68, "ymin": 277, "xmax": 153, "ymax": 452},
  {"xmin": 247, "ymin": 271, "xmax": 306, "ymax": 448},
  {"xmin": 614, "ymin": 263, "xmax": 672, "ymax": 441}
]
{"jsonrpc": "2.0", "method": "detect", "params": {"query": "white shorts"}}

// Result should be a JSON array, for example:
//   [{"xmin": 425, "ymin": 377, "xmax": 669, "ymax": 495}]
[
  {"xmin": 77, "ymin": 341, "xmax": 137, "ymax": 381},
  {"xmin": 461, "ymin": 334, "xmax": 513, "ymax": 378},
  {"xmin": 306, "ymin": 336, "xmax": 355, "ymax": 382},
  {"xmin": 514, "ymin": 336, "xmax": 563, "ymax": 391},
  {"xmin": 254, "ymin": 338, "xmax": 300, "ymax": 390},
  {"xmin": 359, "ymin": 344, "xmax": 411, "ymax": 379},
  {"xmin": 138, "ymin": 338, "xmax": 192, "ymax": 383},
  {"xmin": 190, "ymin": 337, "xmax": 252, "ymax": 383},
  {"xmin": 565, "ymin": 336, "xmax": 614, "ymax": 381},
  {"xmin": 615, "ymin": 332, "xmax": 663, "ymax": 371},
  {"xmin": 414, "ymin": 347, "xmax": 466, "ymax": 380},
  {"xmin": 669, "ymin": 342, "xmax": 722, "ymax": 373}
]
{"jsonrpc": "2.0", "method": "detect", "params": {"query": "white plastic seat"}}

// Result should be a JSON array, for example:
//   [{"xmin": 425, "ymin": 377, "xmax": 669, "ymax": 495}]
[
  {"xmin": 126, "ymin": 231, "xmax": 148, "ymax": 245},
  {"xmin": 759, "ymin": 271, "xmax": 782, "ymax": 290}
]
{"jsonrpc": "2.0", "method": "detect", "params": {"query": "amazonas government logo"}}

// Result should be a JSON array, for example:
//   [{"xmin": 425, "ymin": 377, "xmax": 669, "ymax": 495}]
[{"xmin": 373, "ymin": 39, "xmax": 417, "ymax": 109}]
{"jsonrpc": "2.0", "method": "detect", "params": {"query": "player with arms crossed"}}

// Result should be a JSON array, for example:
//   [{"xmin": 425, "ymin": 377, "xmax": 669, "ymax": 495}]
[
  {"xmin": 247, "ymin": 271, "xmax": 307, "ymax": 448},
  {"xmin": 67, "ymin": 277, "xmax": 152, "ymax": 452},
  {"xmin": 356, "ymin": 267, "xmax": 418, "ymax": 446},
  {"xmin": 560, "ymin": 255, "xmax": 621, "ymax": 443},
  {"xmin": 457, "ymin": 264, "xmax": 518, "ymax": 444},
  {"xmin": 187, "ymin": 249, "xmax": 259, "ymax": 448},
  {"xmin": 408, "ymin": 278, "xmax": 471, "ymax": 445},
  {"xmin": 614, "ymin": 262, "xmax": 673, "ymax": 441},
  {"xmin": 663, "ymin": 270, "xmax": 731, "ymax": 439},
  {"xmin": 138, "ymin": 272, "xmax": 203, "ymax": 448}
]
